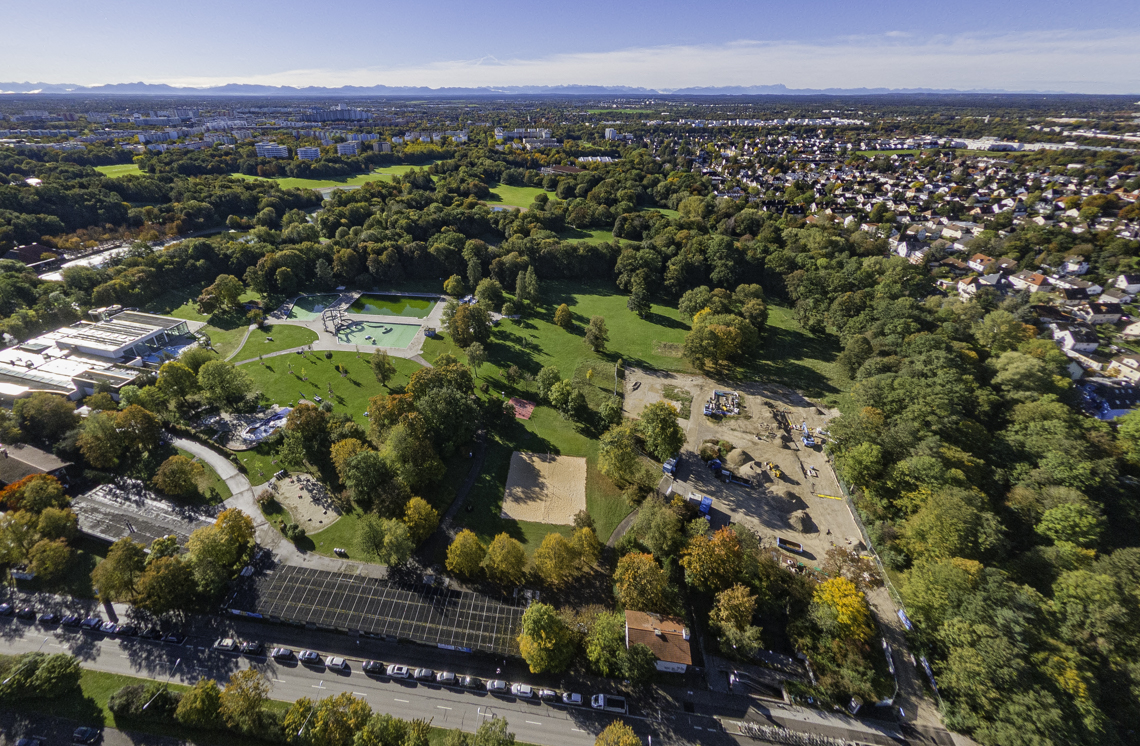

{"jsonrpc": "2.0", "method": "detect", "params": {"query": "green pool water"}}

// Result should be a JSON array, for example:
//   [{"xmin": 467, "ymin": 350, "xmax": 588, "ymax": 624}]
[
  {"xmin": 348, "ymin": 294, "xmax": 435, "ymax": 318},
  {"xmin": 287, "ymin": 294, "xmax": 340, "ymax": 321},
  {"xmin": 337, "ymin": 321, "xmax": 420, "ymax": 348}
]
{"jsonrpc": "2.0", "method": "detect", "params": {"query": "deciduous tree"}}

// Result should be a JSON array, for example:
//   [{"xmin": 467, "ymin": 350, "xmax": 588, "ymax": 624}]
[
  {"xmin": 91, "ymin": 537, "xmax": 146, "ymax": 602},
  {"xmin": 584, "ymin": 316, "xmax": 609, "ymax": 352},
  {"xmin": 152, "ymin": 455, "xmax": 205, "ymax": 497},
  {"xmin": 482, "ymin": 533, "xmax": 527, "ymax": 587},
  {"xmin": 586, "ymin": 612, "xmax": 626, "ymax": 677},
  {"xmin": 614, "ymin": 552, "xmax": 668, "ymax": 612},
  {"xmin": 533, "ymin": 532, "xmax": 581, "ymax": 589},
  {"xmin": 811, "ymin": 577, "xmax": 873, "ymax": 644},
  {"xmin": 358, "ymin": 515, "xmax": 414, "ymax": 566},
  {"xmin": 176, "ymin": 678, "xmax": 222, "ymax": 730},
  {"xmin": 135, "ymin": 556, "xmax": 198, "ymax": 615},
  {"xmin": 370, "ymin": 350, "xmax": 397, "ymax": 388},
  {"xmin": 446, "ymin": 530, "xmax": 486, "ymax": 579},
  {"xmin": 219, "ymin": 669, "xmax": 268, "ymax": 734},
  {"xmin": 517, "ymin": 602, "xmax": 574, "ymax": 673},
  {"xmin": 638, "ymin": 401, "xmax": 684, "ymax": 461},
  {"xmin": 595, "ymin": 721, "xmax": 640, "ymax": 746},
  {"xmin": 599, "ymin": 424, "xmax": 639, "ymax": 483},
  {"xmin": 680, "ymin": 527, "xmax": 743, "ymax": 593},
  {"xmin": 403, "ymin": 496, "xmax": 439, "ymax": 544},
  {"xmin": 554, "ymin": 303, "xmax": 572, "ymax": 329}
]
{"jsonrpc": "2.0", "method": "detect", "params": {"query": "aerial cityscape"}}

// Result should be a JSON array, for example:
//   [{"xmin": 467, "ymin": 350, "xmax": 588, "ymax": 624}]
[{"xmin": 0, "ymin": 4, "xmax": 1138, "ymax": 746}]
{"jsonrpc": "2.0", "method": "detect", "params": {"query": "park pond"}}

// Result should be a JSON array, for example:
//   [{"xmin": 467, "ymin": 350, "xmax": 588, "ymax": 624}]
[{"xmin": 348, "ymin": 293, "xmax": 436, "ymax": 318}]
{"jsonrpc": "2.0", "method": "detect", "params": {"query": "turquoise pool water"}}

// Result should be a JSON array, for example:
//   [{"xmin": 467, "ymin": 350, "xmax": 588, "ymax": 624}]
[
  {"xmin": 337, "ymin": 321, "xmax": 420, "ymax": 348},
  {"xmin": 287, "ymin": 294, "xmax": 340, "ymax": 321},
  {"xmin": 348, "ymin": 294, "xmax": 435, "ymax": 318}
]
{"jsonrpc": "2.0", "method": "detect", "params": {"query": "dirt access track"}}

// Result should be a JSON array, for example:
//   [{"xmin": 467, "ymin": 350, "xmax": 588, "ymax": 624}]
[
  {"xmin": 501, "ymin": 452, "xmax": 587, "ymax": 525},
  {"xmin": 624, "ymin": 368, "xmax": 864, "ymax": 566}
]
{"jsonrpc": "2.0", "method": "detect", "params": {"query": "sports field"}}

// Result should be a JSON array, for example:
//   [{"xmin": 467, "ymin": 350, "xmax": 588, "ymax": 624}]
[{"xmin": 94, "ymin": 163, "xmax": 142, "ymax": 177}]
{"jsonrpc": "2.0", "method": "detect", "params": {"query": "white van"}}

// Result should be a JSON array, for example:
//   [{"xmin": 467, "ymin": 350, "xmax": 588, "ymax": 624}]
[{"xmin": 590, "ymin": 694, "xmax": 627, "ymax": 714}]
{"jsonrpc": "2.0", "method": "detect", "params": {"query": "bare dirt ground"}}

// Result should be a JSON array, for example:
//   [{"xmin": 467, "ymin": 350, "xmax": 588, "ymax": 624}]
[
  {"xmin": 501, "ymin": 452, "xmax": 587, "ymax": 524},
  {"xmin": 625, "ymin": 368, "xmax": 860, "ymax": 566},
  {"xmin": 267, "ymin": 473, "xmax": 341, "ymax": 530}
]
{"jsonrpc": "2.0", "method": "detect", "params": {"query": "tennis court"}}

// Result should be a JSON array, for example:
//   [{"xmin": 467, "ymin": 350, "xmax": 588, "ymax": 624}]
[{"xmin": 231, "ymin": 565, "xmax": 523, "ymax": 656}]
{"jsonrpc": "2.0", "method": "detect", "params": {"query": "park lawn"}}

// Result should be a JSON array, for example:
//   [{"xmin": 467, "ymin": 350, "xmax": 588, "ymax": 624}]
[
  {"xmin": 487, "ymin": 183, "xmax": 547, "ymax": 208},
  {"xmin": 94, "ymin": 163, "xmax": 142, "ymax": 177},
  {"xmin": 751, "ymin": 304, "xmax": 847, "ymax": 401},
  {"xmin": 644, "ymin": 207, "xmax": 681, "ymax": 220},
  {"xmin": 239, "ymin": 350, "xmax": 423, "ymax": 430},
  {"xmin": 558, "ymin": 227, "xmax": 621, "ymax": 244},
  {"xmin": 230, "ymin": 163, "xmax": 437, "ymax": 191},
  {"xmin": 233, "ymin": 441, "xmax": 280, "ymax": 487},
  {"xmin": 175, "ymin": 448, "xmax": 233, "ymax": 503},
  {"xmin": 231, "ymin": 323, "xmax": 319, "ymax": 363},
  {"xmin": 145, "ymin": 282, "xmax": 263, "ymax": 359}
]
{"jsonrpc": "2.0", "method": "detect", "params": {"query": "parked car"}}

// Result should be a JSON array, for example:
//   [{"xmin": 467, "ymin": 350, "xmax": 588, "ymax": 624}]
[
  {"xmin": 461, "ymin": 675, "xmax": 483, "ymax": 689},
  {"xmin": 511, "ymin": 683, "xmax": 534, "ymax": 698},
  {"xmin": 413, "ymin": 667, "xmax": 435, "ymax": 681},
  {"xmin": 38, "ymin": 612, "xmax": 60, "ymax": 625},
  {"xmin": 590, "ymin": 694, "xmax": 627, "ymax": 714},
  {"xmin": 213, "ymin": 638, "xmax": 238, "ymax": 652},
  {"xmin": 140, "ymin": 627, "xmax": 163, "ymax": 640},
  {"xmin": 562, "ymin": 692, "xmax": 583, "ymax": 706},
  {"xmin": 386, "ymin": 664, "xmax": 410, "ymax": 678},
  {"xmin": 100, "ymin": 621, "xmax": 117, "ymax": 634},
  {"xmin": 114, "ymin": 624, "xmax": 137, "ymax": 636},
  {"xmin": 271, "ymin": 647, "xmax": 295, "ymax": 661},
  {"xmin": 486, "ymin": 679, "xmax": 509, "ymax": 694},
  {"xmin": 161, "ymin": 632, "xmax": 186, "ymax": 645},
  {"xmin": 15, "ymin": 737, "xmax": 45, "ymax": 746},
  {"xmin": 72, "ymin": 726, "xmax": 100, "ymax": 744},
  {"xmin": 436, "ymin": 671, "xmax": 457, "ymax": 685},
  {"xmin": 298, "ymin": 650, "xmax": 322, "ymax": 665},
  {"xmin": 537, "ymin": 688, "xmax": 558, "ymax": 702},
  {"xmin": 0, "ymin": 603, "xmax": 12, "ymax": 616},
  {"xmin": 16, "ymin": 607, "xmax": 36, "ymax": 620},
  {"xmin": 362, "ymin": 659, "xmax": 385, "ymax": 675},
  {"xmin": 241, "ymin": 640, "xmax": 264, "ymax": 655},
  {"xmin": 327, "ymin": 656, "xmax": 348, "ymax": 671},
  {"xmin": 80, "ymin": 617, "xmax": 102, "ymax": 630},
  {"xmin": 61, "ymin": 614, "xmax": 82, "ymax": 628}
]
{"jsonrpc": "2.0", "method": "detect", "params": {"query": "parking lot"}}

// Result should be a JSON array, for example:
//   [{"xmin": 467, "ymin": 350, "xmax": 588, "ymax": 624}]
[{"xmin": 627, "ymin": 369, "xmax": 865, "ymax": 566}]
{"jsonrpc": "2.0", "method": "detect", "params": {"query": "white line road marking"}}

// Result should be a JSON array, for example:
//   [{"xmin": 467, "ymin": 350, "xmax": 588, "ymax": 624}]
[
  {"xmin": 572, "ymin": 729, "xmax": 586, "ymax": 733},
  {"xmin": 197, "ymin": 646, "xmax": 206, "ymax": 650},
  {"xmin": 394, "ymin": 698, "xmax": 409, "ymax": 703},
  {"xmin": 119, "ymin": 654, "xmax": 129, "ymax": 658},
  {"xmin": 273, "ymin": 679, "xmax": 286, "ymax": 683},
  {"xmin": 526, "ymin": 721, "xmax": 542, "ymax": 726},
  {"xmin": 311, "ymin": 681, "xmax": 325, "ymax": 689},
  {"xmin": 353, "ymin": 692, "xmax": 368, "ymax": 696},
  {"xmin": 436, "ymin": 706, "xmax": 452, "ymax": 710}
]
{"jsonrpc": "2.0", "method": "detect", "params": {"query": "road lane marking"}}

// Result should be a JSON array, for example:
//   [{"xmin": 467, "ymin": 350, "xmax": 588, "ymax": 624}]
[
  {"xmin": 353, "ymin": 692, "xmax": 368, "ymax": 696},
  {"xmin": 526, "ymin": 721, "xmax": 542, "ymax": 726},
  {"xmin": 813, "ymin": 493, "xmax": 843, "ymax": 500},
  {"xmin": 572, "ymin": 729, "xmax": 586, "ymax": 733},
  {"xmin": 311, "ymin": 681, "xmax": 325, "ymax": 689},
  {"xmin": 436, "ymin": 705, "xmax": 452, "ymax": 710},
  {"xmin": 394, "ymin": 698, "xmax": 409, "ymax": 703},
  {"xmin": 273, "ymin": 679, "xmax": 286, "ymax": 683}
]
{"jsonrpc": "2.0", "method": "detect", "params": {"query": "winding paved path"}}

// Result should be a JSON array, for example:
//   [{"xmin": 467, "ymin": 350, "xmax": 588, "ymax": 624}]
[{"xmin": 172, "ymin": 436, "xmax": 385, "ymax": 577}]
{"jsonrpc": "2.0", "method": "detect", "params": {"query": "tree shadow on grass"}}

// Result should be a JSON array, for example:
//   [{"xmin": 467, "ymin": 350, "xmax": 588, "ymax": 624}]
[{"xmin": 644, "ymin": 310, "xmax": 688, "ymax": 330}]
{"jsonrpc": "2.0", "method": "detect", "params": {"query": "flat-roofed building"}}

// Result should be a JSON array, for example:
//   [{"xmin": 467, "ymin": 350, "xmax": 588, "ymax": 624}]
[
  {"xmin": 0, "ymin": 307, "xmax": 203, "ymax": 402},
  {"xmin": 254, "ymin": 142, "xmax": 289, "ymax": 158},
  {"xmin": 72, "ymin": 481, "xmax": 216, "ymax": 548},
  {"xmin": 296, "ymin": 146, "xmax": 320, "ymax": 161}
]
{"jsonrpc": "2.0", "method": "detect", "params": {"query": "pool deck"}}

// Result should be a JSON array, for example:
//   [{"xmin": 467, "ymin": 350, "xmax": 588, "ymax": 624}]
[{"xmin": 235, "ymin": 289, "xmax": 448, "ymax": 366}]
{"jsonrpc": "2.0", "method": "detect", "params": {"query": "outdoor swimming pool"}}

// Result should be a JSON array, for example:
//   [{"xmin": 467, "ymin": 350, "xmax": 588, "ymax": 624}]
[
  {"xmin": 348, "ymin": 294, "xmax": 436, "ymax": 318},
  {"xmin": 337, "ymin": 321, "xmax": 420, "ymax": 348},
  {"xmin": 287, "ymin": 294, "xmax": 340, "ymax": 321}
]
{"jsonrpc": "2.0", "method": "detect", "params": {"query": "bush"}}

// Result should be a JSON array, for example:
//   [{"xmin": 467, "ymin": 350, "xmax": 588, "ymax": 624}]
[
  {"xmin": 108, "ymin": 683, "xmax": 181, "ymax": 722},
  {"xmin": 281, "ymin": 522, "xmax": 307, "ymax": 542},
  {"xmin": 699, "ymin": 442, "xmax": 720, "ymax": 461},
  {"xmin": 324, "ymin": 351, "xmax": 333, "ymax": 359},
  {"xmin": 623, "ymin": 483, "xmax": 648, "ymax": 508}
]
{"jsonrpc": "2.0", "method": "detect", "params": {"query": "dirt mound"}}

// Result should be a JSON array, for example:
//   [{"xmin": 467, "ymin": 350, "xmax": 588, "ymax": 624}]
[{"xmin": 725, "ymin": 448, "xmax": 753, "ymax": 469}]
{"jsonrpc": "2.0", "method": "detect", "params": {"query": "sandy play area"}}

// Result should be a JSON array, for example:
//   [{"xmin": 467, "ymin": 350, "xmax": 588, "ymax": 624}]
[
  {"xmin": 501, "ymin": 452, "xmax": 587, "ymax": 524},
  {"xmin": 271, "ymin": 473, "xmax": 341, "ymax": 530}
]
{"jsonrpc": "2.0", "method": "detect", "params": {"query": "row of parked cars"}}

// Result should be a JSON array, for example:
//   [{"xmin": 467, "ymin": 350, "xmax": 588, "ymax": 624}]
[
  {"xmin": 232, "ymin": 642, "xmax": 625, "ymax": 712},
  {"xmin": 0, "ymin": 602, "xmax": 187, "ymax": 644}
]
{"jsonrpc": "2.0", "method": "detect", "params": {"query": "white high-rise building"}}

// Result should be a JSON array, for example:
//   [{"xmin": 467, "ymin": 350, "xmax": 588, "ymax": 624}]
[
  {"xmin": 296, "ymin": 146, "xmax": 320, "ymax": 161},
  {"xmin": 254, "ymin": 142, "xmax": 289, "ymax": 158},
  {"xmin": 604, "ymin": 128, "xmax": 617, "ymax": 140},
  {"xmin": 336, "ymin": 141, "xmax": 359, "ymax": 156}
]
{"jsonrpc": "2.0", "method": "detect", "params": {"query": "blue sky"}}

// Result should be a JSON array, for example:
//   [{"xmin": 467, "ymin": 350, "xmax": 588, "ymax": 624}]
[{"xmin": 3, "ymin": 0, "xmax": 1139, "ymax": 92}]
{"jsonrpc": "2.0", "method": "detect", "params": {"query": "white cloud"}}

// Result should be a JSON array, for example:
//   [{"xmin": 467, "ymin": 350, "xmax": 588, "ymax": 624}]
[{"xmin": 152, "ymin": 30, "xmax": 1140, "ymax": 93}]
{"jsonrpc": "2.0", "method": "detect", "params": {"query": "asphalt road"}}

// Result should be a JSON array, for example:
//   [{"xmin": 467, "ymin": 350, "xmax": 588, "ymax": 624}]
[{"xmin": 0, "ymin": 615, "xmax": 740, "ymax": 746}]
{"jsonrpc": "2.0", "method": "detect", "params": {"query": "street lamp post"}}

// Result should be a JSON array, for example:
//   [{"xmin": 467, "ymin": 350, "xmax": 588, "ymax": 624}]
[
  {"xmin": 142, "ymin": 658, "xmax": 181, "ymax": 711},
  {"xmin": 298, "ymin": 704, "xmax": 316, "ymax": 736},
  {"xmin": 1, "ymin": 638, "xmax": 50, "ymax": 686}
]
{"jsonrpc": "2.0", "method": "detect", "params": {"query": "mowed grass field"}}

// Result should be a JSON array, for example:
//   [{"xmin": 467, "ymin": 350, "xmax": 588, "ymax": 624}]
[
  {"xmin": 94, "ymin": 163, "xmax": 142, "ymax": 177},
  {"xmin": 487, "ymin": 183, "xmax": 547, "ymax": 208},
  {"xmin": 231, "ymin": 322, "xmax": 319, "ymax": 362},
  {"xmin": 229, "ymin": 162, "xmax": 438, "ymax": 190}
]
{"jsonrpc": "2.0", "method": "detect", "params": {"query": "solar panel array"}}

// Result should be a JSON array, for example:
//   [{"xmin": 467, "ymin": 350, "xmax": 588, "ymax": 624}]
[{"xmin": 237, "ymin": 566, "xmax": 523, "ymax": 656}]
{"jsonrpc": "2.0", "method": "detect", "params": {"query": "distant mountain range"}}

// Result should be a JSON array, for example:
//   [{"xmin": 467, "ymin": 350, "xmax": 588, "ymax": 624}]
[{"xmin": 0, "ymin": 81, "xmax": 1079, "ymax": 97}]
